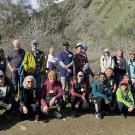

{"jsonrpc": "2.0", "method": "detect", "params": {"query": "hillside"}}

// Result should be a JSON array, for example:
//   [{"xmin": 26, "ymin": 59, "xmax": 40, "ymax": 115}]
[{"xmin": 1, "ymin": 0, "xmax": 135, "ymax": 57}]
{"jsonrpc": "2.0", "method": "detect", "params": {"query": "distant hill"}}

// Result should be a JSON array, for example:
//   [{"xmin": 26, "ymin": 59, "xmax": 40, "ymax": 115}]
[{"xmin": 1, "ymin": 0, "xmax": 135, "ymax": 55}]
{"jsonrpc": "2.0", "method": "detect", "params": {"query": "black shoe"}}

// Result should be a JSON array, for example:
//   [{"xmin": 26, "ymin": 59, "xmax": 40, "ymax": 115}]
[
  {"xmin": 121, "ymin": 113, "xmax": 127, "ymax": 119},
  {"xmin": 53, "ymin": 111, "xmax": 63, "ymax": 119},
  {"xmin": 73, "ymin": 109, "xmax": 78, "ymax": 118}
]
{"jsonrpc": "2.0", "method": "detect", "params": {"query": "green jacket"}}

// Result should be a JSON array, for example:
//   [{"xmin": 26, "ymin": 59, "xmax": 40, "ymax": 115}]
[
  {"xmin": 23, "ymin": 50, "xmax": 46, "ymax": 75},
  {"xmin": 116, "ymin": 87, "xmax": 134, "ymax": 107}
]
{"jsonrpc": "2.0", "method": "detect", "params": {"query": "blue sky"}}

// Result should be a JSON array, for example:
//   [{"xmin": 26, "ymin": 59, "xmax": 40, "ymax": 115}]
[{"xmin": 30, "ymin": 0, "xmax": 65, "ymax": 9}]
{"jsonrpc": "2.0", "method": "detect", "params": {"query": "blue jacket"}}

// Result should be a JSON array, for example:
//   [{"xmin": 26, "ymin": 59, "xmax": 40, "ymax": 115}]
[
  {"xmin": 92, "ymin": 80, "xmax": 112, "ymax": 101},
  {"xmin": 127, "ymin": 60, "xmax": 135, "ymax": 79}
]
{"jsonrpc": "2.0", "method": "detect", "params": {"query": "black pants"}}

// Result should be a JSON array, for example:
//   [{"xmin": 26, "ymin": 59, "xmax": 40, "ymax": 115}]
[
  {"xmin": 94, "ymin": 98, "xmax": 110, "ymax": 113},
  {"xmin": 70, "ymin": 96, "xmax": 89, "ymax": 110},
  {"xmin": 117, "ymin": 102, "xmax": 127, "ymax": 115},
  {"xmin": 19, "ymin": 104, "xmax": 39, "ymax": 116}
]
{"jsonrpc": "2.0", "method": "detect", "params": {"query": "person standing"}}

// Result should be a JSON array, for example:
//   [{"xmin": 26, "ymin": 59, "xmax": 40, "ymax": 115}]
[
  {"xmin": 7, "ymin": 39, "xmax": 25, "ymax": 95},
  {"xmin": 75, "ymin": 43, "xmax": 94, "ymax": 96},
  {"xmin": 100, "ymin": 49, "xmax": 115, "ymax": 73},
  {"xmin": 46, "ymin": 47, "xmax": 58, "ymax": 71},
  {"xmin": 113, "ymin": 50, "xmax": 126, "ymax": 85},
  {"xmin": 23, "ymin": 40, "xmax": 46, "ymax": 90},
  {"xmin": 0, "ymin": 48, "xmax": 6, "ymax": 74},
  {"xmin": 57, "ymin": 42, "xmax": 74, "ymax": 101}
]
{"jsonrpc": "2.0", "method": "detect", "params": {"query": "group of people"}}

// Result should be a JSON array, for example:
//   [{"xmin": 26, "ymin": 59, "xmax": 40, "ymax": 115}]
[{"xmin": 0, "ymin": 39, "xmax": 135, "ymax": 122}]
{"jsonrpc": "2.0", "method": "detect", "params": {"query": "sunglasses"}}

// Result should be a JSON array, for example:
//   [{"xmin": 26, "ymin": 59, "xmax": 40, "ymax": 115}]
[
  {"xmin": 28, "ymin": 81, "xmax": 33, "ymax": 83},
  {"xmin": 78, "ymin": 75, "xmax": 84, "ymax": 77},
  {"xmin": 0, "ymin": 75, "xmax": 4, "ymax": 78}
]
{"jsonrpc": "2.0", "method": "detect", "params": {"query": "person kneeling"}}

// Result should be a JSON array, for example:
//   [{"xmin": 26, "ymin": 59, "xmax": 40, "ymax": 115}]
[
  {"xmin": 0, "ymin": 70, "xmax": 15, "ymax": 113},
  {"xmin": 19, "ymin": 76, "xmax": 39, "ymax": 121},
  {"xmin": 116, "ymin": 80, "xmax": 134, "ymax": 118},
  {"xmin": 41, "ymin": 71, "xmax": 64, "ymax": 120},
  {"xmin": 92, "ymin": 72, "xmax": 112, "ymax": 119},
  {"xmin": 70, "ymin": 71, "xmax": 89, "ymax": 117}
]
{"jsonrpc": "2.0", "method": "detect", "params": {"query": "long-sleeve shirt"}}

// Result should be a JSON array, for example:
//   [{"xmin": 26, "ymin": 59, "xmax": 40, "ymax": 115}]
[
  {"xmin": 127, "ymin": 60, "xmax": 135, "ymax": 79},
  {"xmin": 100, "ymin": 55, "xmax": 115, "ymax": 72},
  {"xmin": 74, "ymin": 52, "xmax": 88, "ymax": 74},
  {"xmin": 92, "ymin": 80, "xmax": 112, "ymax": 101},
  {"xmin": 57, "ymin": 49, "xmax": 74, "ymax": 77},
  {"xmin": 70, "ymin": 80, "xmax": 86, "ymax": 98},
  {"xmin": 116, "ymin": 87, "xmax": 134, "ymax": 107},
  {"xmin": 19, "ymin": 87, "xmax": 39, "ymax": 108},
  {"xmin": 0, "ymin": 79, "xmax": 15, "ymax": 105},
  {"xmin": 41, "ymin": 80, "xmax": 63, "ymax": 107}
]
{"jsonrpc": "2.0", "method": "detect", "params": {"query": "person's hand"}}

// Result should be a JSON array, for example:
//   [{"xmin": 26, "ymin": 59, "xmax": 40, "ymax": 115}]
[
  {"xmin": 42, "ymin": 105, "xmax": 48, "ymax": 113},
  {"xmin": 49, "ymin": 97, "xmax": 56, "ymax": 107},
  {"xmin": 22, "ymin": 106, "xmax": 28, "ymax": 114},
  {"xmin": 67, "ymin": 68, "xmax": 72, "ymax": 73},
  {"xmin": 128, "ymin": 106, "xmax": 134, "ymax": 112},
  {"xmin": 10, "ymin": 67, "xmax": 16, "ymax": 72},
  {"xmin": 6, "ymin": 104, "xmax": 12, "ymax": 111},
  {"xmin": 81, "ymin": 96, "xmax": 86, "ymax": 101},
  {"xmin": 105, "ymin": 99, "xmax": 110, "ymax": 104},
  {"xmin": 64, "ymin": 65, "xmax": 68, "ymax": 69}
]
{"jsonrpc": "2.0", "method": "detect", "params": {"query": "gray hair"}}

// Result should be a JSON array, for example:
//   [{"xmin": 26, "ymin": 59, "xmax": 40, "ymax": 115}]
[{"xmin": 23, "ymin": 75, "xmax": 36, "ymax": 89}]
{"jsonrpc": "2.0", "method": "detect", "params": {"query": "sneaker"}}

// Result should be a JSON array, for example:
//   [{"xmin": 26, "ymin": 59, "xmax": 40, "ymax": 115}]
[
  {"xmin": 95, "ymin": 113, "xmax": 102, "ymax": 119},
  {"xmin": 121, "ymin": 114, "xmax": 127, "ymax": 119},
  {"xmin": 53, "ymin": 111, "xmax": 63, "ymax": 119}
]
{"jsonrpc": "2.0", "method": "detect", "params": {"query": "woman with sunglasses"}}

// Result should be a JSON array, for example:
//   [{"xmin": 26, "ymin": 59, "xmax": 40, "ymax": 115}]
[
  {"xmin": 70, "ymin": 71, "xmax": 88, "ymax": 117},
  {"xmin": 19, "ymin": 76, "xmax": 39, "ymax": 121},
  {"xmin": 116, "ymin": 79, "xmax": 134, "ymax": 118}
]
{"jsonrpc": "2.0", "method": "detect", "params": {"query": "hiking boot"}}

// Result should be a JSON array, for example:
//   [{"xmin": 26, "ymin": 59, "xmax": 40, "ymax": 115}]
[
  {"xmin": 95, "ymin": 113, "xmax": 102, "ymax": 119},
  {"xmin": 121, "ymin": 114, "xmax": 127, "ymax": 119},
  {"xmin": 53, "ymin": 111, "xmax": 63, "ymax": 119}
]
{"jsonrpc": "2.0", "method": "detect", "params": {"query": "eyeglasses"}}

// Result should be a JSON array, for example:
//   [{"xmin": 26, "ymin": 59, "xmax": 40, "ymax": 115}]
[
  {"xmin": 0, "ymin": 75, "xmax": 4, "ymax": 78},
  {"xmin": 28, "ymin": 81, "xmax": 33, "ymax": 83},
  {"xmin": 78, "ymin": 75, "xmax": 84, "ymax": 77}
]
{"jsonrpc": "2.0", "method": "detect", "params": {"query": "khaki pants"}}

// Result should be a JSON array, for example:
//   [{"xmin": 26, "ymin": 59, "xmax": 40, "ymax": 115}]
[{"xmin": 60, "ymin": 76, "xmax": 73, "ymax": 91}]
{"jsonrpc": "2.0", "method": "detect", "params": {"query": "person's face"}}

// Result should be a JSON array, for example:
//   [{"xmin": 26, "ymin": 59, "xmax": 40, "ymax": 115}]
[
  {"xmin": 117, "ymin": 51, "xmax": 123, "ymax": 57},
  {"xmin": 99, "ymin": 74, "xmax": 106, "ymax": 83},
  {"xmin": 77, "ymin": 74, "xmax": 84, "ymax": 82},
  {"xmin": 106, "ymin": 69, "xmax": 113, "ymax": 78},
  {"xmin": 31, "ymin": 44, "xmax": 38, "ymax": 51},
  {"xmin": 13, "ymin": 40, "xmax": 20, "ymax": 50},
  {"xmin": 63, "ymin": 45, "xmax": 69, "ymax": 51},
  {"xmin": 49, "ymin": 76, "xmax": 56, "ymax": 84},
  {"xmin": 76, "ymin": 46, "xmax": 83, "ymax": 53},
  {"xmin": 121, "ymin": 84, "xmax": 127, "ymax": 91},
  {"xmin": 49, "ymin": 50, "xmax": 54, "ymax": 55},
  {"xmin": 26, "ymin": 79, "xmax": 34, "ymax": 89},
  {"xmin": 104, "ymin": 52, "xmax": 110, "ymax": 57},
  {"xmin": 130, "ymin": 54, "xmax": 135, "ymax": 61},
  {"xmin": 123, "ymin": 76, "xmax": 130, "ymax": 82},
  {"xmin": 0, "ymin": 75, "xmax": 5, "ymax": 85}
]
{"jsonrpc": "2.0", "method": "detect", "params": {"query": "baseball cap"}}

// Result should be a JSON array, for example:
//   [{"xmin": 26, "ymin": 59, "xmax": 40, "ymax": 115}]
[
  {"xmin": 75, "ymin": 43, "xmax": 82, "ymax": 49},
  {"xmin": 120, "ymin": 80, "xmax": 128, "ymax": 85},
  {"xmin": 77, "ymin": 71, "xmax": 84, "ymax": 77},
  {"xmin": 104, "ymin": 48, "xmax": 110, "ymax": 52},
  {"xmin": 31, "ymin": 40, "xmax": 39, "ymax": 45}
]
